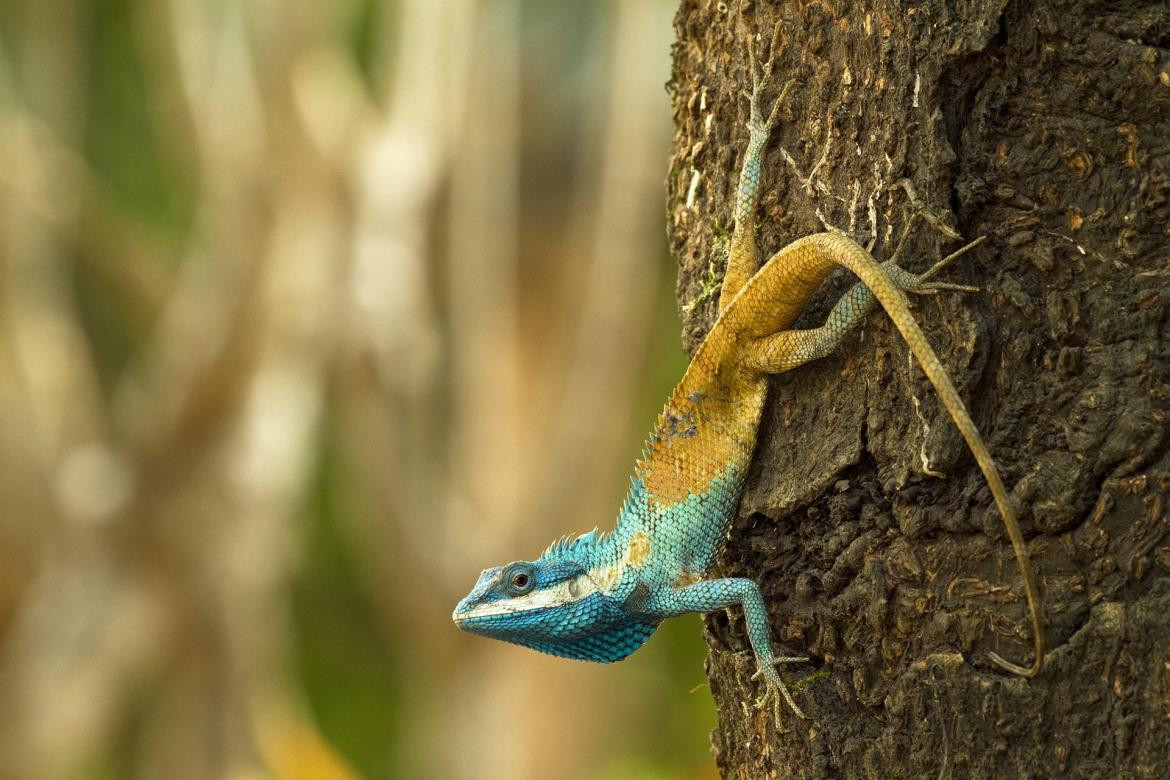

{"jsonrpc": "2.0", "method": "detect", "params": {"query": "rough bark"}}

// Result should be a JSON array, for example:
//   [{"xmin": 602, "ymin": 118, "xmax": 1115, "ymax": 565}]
[{"xmin": 666, "ymin": 0, "xmax": 1170, "ymax": 776}]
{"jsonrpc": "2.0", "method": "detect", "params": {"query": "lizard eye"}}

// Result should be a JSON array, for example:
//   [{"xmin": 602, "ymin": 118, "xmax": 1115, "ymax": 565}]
[{"xmin": 503, "ymin": 564, "xmax": 535, "ymax": 595}]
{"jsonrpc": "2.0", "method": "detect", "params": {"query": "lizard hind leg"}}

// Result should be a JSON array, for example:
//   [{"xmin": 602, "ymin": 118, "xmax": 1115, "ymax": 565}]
[
  {"xmin": 740, "ymin": 252, "xmax": 975, "ymax": 376},
  {"xmin": 719, "ymin": 22, "xmax": 794, "ymax": 313}
]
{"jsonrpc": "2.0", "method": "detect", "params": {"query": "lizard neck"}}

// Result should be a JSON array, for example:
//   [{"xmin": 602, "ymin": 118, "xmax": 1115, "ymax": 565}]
[{"xmin": 581, "ymin": 463, "xmax": 751, "ymax": 603}]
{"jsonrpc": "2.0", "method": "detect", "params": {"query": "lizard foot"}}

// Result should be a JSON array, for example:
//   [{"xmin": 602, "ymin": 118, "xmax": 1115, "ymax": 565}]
[
  {"xmin": 907, "ymin": 234, "xmax": 987, "ymax": 294},
  {"xmin": 751, "ymin": 656, "xmax": 809, "ymax": 723},
  {"xmin": 886, "ymin": 234, "xmax": 986, "ymax": 297},
  {"xmin": 743, "ymin": 22, "xmax": 792, "ymax": 142}
]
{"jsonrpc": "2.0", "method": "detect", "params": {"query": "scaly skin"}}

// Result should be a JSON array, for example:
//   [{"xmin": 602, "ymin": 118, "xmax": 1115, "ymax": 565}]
[{"xmin": 453, "ymin": 24, "xmax": 1044, "ymax": 722}]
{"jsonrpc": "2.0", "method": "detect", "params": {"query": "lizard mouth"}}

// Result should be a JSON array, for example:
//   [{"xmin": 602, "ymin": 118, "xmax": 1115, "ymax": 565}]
[{"xmin": 453, "ymin": 577, "xmax": 588, "ymax": 625}]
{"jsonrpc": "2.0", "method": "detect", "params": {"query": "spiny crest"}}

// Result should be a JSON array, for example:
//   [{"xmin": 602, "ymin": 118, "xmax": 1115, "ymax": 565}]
[
  {"xmin": 541, "ymin": 474, "xmax": 651, "ymax": 563},
  {"xmin": 611, "ymin": 473, "xmax": 652, "ymax": 540},
  {"xmin": 540, "ymin": 528, "xmax": 603, "ymax": 561},
  {"xmin": 620, "ymin": 473, "xmax": 649, "ymax": 516},
  {"xmin": 633, "ymin": 403, "xmax": 675, "ymax": 479}
]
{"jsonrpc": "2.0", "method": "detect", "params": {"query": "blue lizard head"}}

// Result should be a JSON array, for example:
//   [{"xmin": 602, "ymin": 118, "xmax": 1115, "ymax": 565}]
[{"xmin": 452, "ymin": 532, "xmax": 658, "ymax": 663}]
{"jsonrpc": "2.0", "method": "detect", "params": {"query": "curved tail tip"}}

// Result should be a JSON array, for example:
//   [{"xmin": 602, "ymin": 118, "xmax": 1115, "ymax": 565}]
[{"xmin": 988, "ymin": 649, "xmax": 1043, "ymax": 679}]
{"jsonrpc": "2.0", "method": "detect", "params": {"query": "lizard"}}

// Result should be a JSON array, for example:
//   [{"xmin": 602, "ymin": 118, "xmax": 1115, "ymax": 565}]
[{"xmin": 452, "ymin": 23, "xmax": 1044, "ymax": 721}]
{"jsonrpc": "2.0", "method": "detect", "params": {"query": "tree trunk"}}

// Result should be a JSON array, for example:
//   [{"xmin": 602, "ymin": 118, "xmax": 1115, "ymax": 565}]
[{"xmin": 667, "ymin": 0, "xmax": 1170, "ymax": 776}]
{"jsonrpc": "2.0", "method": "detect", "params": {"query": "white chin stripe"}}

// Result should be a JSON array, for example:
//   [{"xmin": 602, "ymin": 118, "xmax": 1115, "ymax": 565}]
[{"xmin": 458, "ymin": 573, "xmax": 600, "ymax": 620}]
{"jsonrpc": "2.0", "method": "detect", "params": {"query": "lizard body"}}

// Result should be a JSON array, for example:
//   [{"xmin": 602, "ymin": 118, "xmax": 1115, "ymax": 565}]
[{"xmin": 453, "ymin": 27, "xmax": 1043, "ymax": 719}]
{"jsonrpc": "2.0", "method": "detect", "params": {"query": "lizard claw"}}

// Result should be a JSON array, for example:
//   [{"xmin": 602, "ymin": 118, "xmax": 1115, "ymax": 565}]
[
  {"xmin": 750, "ymin": 656, "xmax": 809, "ymax": 723},
  {"xmin": 904, "ymin": 235, "xmax": 987, "ymax": 294},
  {"xmin": 744, "ymin": 22, "xmax": 789, "ymax": 138},
  {"xmin": 885, "ymin": 234, "xmax": 986, "ymax": 297},
  {"xmin": 904, "ymin": 279, "xmax": 981, "ymax": 296}
]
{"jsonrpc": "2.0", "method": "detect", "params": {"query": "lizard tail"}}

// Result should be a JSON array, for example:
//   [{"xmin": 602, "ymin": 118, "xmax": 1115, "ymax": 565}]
[{"xmin": 753, "ymin": 232, "xmax": 1045, "ymax": 678}]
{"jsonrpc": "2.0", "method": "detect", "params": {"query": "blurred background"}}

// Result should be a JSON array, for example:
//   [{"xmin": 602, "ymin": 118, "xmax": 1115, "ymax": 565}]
[{"xmin": 0, "ymin": 0, "xmax": 719, "ymax": 777}]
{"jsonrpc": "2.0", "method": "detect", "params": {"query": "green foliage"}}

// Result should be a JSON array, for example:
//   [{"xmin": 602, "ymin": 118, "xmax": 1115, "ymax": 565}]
[
  {"xmin": 291, "ymin": 412, "xmax": 404, "ymax": 779},
  {"xmin": 682, "ymin": 220, "xmax": 730, "ymax": 315},
  {"xmin": 85, "ymin": 0, "xmax": 194, "ymax": 239}
]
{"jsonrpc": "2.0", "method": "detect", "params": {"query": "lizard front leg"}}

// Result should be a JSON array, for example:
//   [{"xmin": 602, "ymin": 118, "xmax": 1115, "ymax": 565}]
[{"xmin": 647, "ymin": 578, "xmax": 809, "ymax": 720}]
